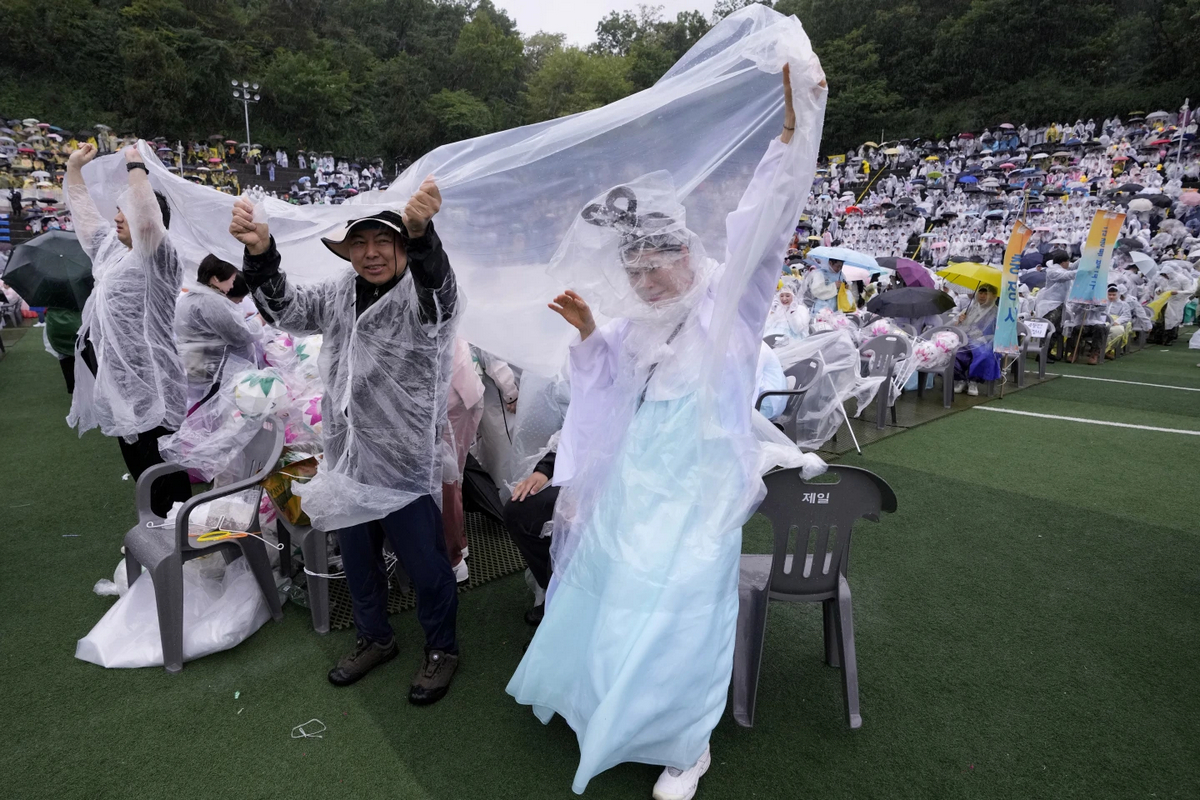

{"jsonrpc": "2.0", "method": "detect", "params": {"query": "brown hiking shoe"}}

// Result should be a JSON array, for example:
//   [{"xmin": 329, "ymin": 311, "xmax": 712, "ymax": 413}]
[
  {"xmin": 328, "ymin": 637, "xmax": 399, "ymax": 686},
  {"xmin": 1087, "ymin": 352, "xmax": 1100, "ymax": 365},
  {"xmin": 409, "ymin": 649, "xmax": 459, "ymax": 705}
]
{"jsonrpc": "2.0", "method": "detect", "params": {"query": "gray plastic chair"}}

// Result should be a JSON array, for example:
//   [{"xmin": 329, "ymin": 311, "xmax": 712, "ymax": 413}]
[
  {"xmin": 272, "ymin": 509, "xmax": 334, "ymax": 635},
  {"xmin": 1022, "ymin": 318, "xmax": 1056, "ymax": 380},
  {"xmin": 756, "ymin": 356, "xmax": 824, "ymax": 444},
  {"xmin": 858, "ymin": 334, "xmax": 911, "ymax": 429},
  {"xmin": 122, "ymin": 419, "xmax": 286, "ymax": 673},
  {"xmin": 914, "ymin": 325, "xmax": 965, "ymax": 408},
  {"xmin": 732, "ymin": 465, "xmax": 897, "ymax": 729}
]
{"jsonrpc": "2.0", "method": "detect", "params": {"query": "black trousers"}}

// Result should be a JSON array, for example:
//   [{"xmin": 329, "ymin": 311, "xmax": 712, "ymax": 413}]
[
  {"xmin": 1044, "ymin": 306, "xmax": 1064, "ymax": 357},
  {"xmin": 502, "ymin": 485, "xmax": 560, "ymax": 592},
  {"xmin": 338, "ymin": 495, "xmax": 458, "ymax": 652},
  {"xmin": 81, "ymin": 337, "xmax": 190, "ymax": 517},
  {"xmin": 59, "ymin": 356, "xmax": 75, "ymax": 394},
  {"xmin": 117, "ymin": 426, "xmax": 193, "ymax": 517}
]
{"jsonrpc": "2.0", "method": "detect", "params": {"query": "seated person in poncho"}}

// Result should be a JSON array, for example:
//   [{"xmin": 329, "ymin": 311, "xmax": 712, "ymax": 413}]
[
  {"xmin": 1104, "ymin": 284, "xmax": 1132, "ymax": 357},
  {"xmin": 763, "ymin": 280, "xmax": 809, "ymax": 342},
  {"xmin": 952, "ymin": 283, "xmax": 1001, "ymax": 396}
]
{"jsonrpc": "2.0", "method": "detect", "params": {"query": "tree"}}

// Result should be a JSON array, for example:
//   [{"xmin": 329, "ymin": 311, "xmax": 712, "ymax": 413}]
[
  {"xmin": 427, "ymin": 88, "xmax": 494, "ymax": 142},
  {"xmin": 524, "ymin": 31, "xmax": 567, "ymax": 73},
  {"xmin": 817, "ymin": 29, "xmax": 901, "ymax": 149},
  {"xmin": 261, "ymin": 48, "xmax": 354, "ymax": 146},
  {"xmin": 524, "ymin": 47, "xmax": 632, "ymax": 121},
  {"xmin": 711, "ymin": 0, "xmax": 758, "ymax": 22}
]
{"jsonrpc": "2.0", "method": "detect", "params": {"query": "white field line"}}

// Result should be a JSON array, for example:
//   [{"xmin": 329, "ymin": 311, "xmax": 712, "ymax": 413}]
[
  {"xmin": 974, "ymin": 406, "xmax": 1200, "ymax": 436},
  {"xmin": 1046, "ymin": 373, "xmax": 1200, "ymax": 392}
]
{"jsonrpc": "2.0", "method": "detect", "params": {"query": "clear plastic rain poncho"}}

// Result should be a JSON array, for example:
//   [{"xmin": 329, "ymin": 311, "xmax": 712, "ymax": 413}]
[
  {"xmin": 65, "ymin": 167, "xmax": 186, "ymax": 440},
  {"xmin": 174, "ymin": 284, "xmax": 264, "ymax": 411},
  {"xmin": 506, "ymin": 10, "xmax": 828, "ymax": 789},
  {"xmin": 245, "ymin": 238, "xmax": 458, "ymax": 531}
]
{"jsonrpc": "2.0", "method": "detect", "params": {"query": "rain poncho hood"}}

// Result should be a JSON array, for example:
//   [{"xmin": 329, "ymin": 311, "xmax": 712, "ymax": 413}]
[{"xmin": 65, "ymin": 167, "xmax": 186, "ymax": 439}]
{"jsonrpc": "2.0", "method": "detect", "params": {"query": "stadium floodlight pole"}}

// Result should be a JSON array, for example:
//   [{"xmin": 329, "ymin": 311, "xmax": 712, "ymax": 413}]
[
  {"xmin": 231, "ymin": 79, "xmax": 261, "ymax": 149},
  {"xmin": 1178, "ymin": 98, "xmax": 1189, "ymax": 167}
]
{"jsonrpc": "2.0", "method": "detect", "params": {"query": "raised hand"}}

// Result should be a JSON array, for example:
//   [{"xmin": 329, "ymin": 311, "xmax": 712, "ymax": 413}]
[
  {"xmin": 230, "ymin": 197, "xmax": 270, "ymax": 256},
  {"xmin": 402, "ymin": 175, "xmax": 441, "ymax": 238},
  {"xmin": 67, "ymin": 142, "xmax": 97, "ymax": 169},
  {"xmin": 549, "ymin": 290, "xmax": 596, "ymax": 340},
  {"xmin": 781, "ymin": 63, "xmax": 796, "ymax": 145}
]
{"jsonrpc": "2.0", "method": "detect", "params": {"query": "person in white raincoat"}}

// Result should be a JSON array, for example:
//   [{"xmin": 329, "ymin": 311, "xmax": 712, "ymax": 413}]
[
  {"xmin": 229, "ymin": 179, "xmax": 462, "ymax": 703},
  {"xmin": 65, "ymin": 142, "xmax": 191, "ymax": 517},
  {"xmin": 763, "ymin": 280, "xmax": 810, "ymax": 342},
  {"xmin": 507, "ymin": 63, "xmax": 826, "ymax": 799},
  {"xmin": 174, "ymin": 254, "xmax": 264, "ymax": 412}
]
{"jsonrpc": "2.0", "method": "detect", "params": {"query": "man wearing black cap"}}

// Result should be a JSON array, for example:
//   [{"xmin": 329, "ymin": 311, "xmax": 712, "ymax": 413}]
[{"xmin": 229, "ymin": 177, "xmax": 461, "ymax": 704}]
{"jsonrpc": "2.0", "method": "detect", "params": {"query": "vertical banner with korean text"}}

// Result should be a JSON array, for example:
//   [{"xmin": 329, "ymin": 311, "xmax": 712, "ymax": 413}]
[
  {"xmin": 1068, "ymin": 210, "xmax": 1126, "ymax": 304},
  {"xmin": 994, "ymin": 221, "xmax": 1033, "ymax": 355}
]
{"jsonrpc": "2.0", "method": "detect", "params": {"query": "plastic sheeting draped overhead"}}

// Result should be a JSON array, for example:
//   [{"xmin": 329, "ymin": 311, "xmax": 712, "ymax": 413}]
[{"xmin": 75, "ymin": 5, "xmax": 822, "ymax": 375}]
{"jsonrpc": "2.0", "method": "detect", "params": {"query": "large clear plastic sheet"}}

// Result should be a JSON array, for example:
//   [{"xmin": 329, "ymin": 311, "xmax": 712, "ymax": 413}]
[
  {"xmin": 75, "ymin": 5, "xmax": 821, "ymax": 379},
  {"xmin": 64, "ymin": 176, "xmax": 187, "ymax": 440}
]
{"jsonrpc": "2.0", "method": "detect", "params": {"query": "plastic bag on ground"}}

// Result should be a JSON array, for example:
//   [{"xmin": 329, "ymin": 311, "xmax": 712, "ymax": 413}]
[{"xmin": 75, "ymin": 556, "xmax": 271, "ymax": 669}]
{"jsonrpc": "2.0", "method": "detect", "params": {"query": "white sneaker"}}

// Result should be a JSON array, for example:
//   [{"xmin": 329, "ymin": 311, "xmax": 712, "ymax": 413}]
[
  {"xmin": 453, "ymin": 559, "xmax": 469, "ymax": 584},
  {"xmin": 966, "ymin": 381, "xmax": 980, "ymax": 396},
  {"xmin": 652, "ymin": 745, "xmax": 711, "ymax": 800},
  {"xmin": 953, "ymin": 380, "xmax": 966, "ymax": 394}
]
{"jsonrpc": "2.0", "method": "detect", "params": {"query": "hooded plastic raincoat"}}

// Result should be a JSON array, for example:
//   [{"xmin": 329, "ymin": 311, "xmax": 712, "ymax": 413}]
[{"xmin": 65, "ymin": 169, "xmax": 186, "ymax": 439}]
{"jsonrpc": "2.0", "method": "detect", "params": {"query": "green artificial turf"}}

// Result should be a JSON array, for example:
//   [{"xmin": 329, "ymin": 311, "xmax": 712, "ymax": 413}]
[{"xmin": 3, "ymin": 327, "xmax": 1199, "ymax": 800}]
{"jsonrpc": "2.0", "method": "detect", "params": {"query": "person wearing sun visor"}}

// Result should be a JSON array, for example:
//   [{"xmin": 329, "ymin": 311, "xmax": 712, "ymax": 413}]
[{"xmin": 229, "ymin": 177, "xmax": 462, "ymax": 705}]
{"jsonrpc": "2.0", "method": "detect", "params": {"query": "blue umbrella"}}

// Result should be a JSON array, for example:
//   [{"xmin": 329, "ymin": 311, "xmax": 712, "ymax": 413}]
[
  {"xmin": 807, "ymin": 246, "xmax": 884, "ymax": 272},
  {"xmin": 958, "ymin": 175, "xmax": 978, "ymax": 183}
]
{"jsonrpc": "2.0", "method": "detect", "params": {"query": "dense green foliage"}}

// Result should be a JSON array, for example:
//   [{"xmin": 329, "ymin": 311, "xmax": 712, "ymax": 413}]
[{"xmin": 2, "ymin": 0, "xmax": 1198, "ymax": 159}]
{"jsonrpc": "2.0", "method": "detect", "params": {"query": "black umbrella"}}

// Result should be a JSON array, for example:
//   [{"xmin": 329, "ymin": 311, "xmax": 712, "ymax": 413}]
[
  {"xmin": 1145, "ymin": 194, "xmax": 1172, "ymax": 208},
  {"xmin": 866, "ymin": 286, "xmax": 956, "ymax": 318},
  {"xmin": 0, "ymin": 230, "xmax": 93, "ymax": 311},
  {"xmin": 1111, "ymin": 183, "xmax": 1144, "ymax": 194}
]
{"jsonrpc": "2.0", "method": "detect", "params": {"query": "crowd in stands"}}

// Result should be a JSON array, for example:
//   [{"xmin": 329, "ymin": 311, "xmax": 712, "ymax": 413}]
[{"xmin": 768, "ymin": 106, "xmax": 1200, "ymax": 394}]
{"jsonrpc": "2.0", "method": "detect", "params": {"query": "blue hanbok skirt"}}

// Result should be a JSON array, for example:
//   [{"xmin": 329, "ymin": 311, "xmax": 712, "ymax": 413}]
[{"xmin": 507, "ymin": 393, "xmax": 747, "ymax": 793}]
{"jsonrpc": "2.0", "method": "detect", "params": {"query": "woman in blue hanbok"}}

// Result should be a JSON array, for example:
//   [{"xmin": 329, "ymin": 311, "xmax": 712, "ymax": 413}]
[{"xmin": 507, "ymin": 62, "xmax": 827, "ymax": 800}]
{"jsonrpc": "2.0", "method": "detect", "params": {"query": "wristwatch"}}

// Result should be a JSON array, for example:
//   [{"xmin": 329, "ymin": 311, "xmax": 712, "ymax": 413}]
[{"xmin": 126, "ymin": 161, "xmax": 149, "ymax": 174}]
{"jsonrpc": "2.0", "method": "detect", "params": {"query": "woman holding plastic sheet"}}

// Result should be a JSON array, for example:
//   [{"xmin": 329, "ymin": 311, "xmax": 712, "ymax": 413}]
[{"xmin": 507, "ymin": 61, "xmax": 827, "ymax": 799}]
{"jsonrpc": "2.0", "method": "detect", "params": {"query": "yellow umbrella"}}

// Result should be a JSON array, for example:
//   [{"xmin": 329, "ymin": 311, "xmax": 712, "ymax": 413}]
[
  {"xmin": 1145, "ymin": 291, "xmax": 1172, "ymax": 320},
  {"xmin": 862, "ymin": 141, "xmax": 879, "ymax": 148},
  {"xmin": 937, "ymin": 262, "xmax": 1002, "ymax": 291},
  {"xmin": 924, "ymin": 155, "xmax": 940, "ymax": 162},
  {"xmin": 883, "ymin": 147, "xmax": 900, "ymax": 155}
]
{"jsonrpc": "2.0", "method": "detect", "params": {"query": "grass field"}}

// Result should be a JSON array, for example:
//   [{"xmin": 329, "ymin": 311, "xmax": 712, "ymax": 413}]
[{"xmin": 3, "ymin": 328, "xmax": 1198, "ymax": 800}]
